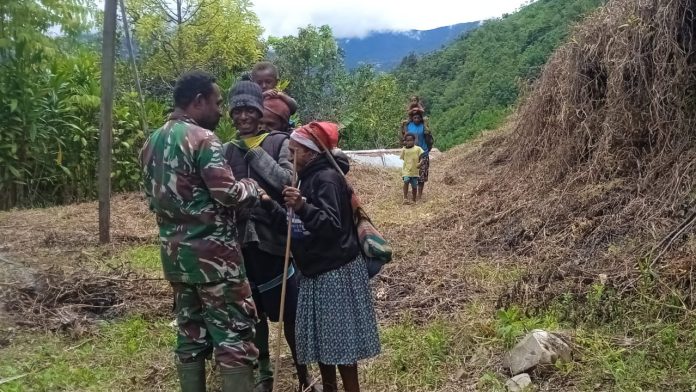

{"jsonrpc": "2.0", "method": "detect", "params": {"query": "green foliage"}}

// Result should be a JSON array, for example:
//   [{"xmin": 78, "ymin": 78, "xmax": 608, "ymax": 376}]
[
  {"xmin": 269, "ymin": 26, "xmax": 408, "ymax": 150},
  {"xmin": 112, "ymin": 93, "xmax": 167, "ymax": 192},
  {"xmin": 269, "ymin": 25, "xmax": 347, "ymax": 123},
  {"xmin": 495, "ymin": 306, "xmax": 559, "ymax": 347},
  {"xmin": 0, "ymin": 43, "xmax": 165, "ymax": 208},
  {"xmin": 477, "ymin": 371, "xmax": 507, "ymax": 391},
  {"xmin": 126, "ymin": 0, "xmax": 264, "ymax": 90},
  {"xmin": 0, "ymin": 1, "xmax": 98, "ymax": 208},
  {"xmin": 0, "ymin": 0, "xmax": 606, "ymax": 209},
  {"xmin": 394, "ymin": 0, "xmax": 604, "ymax": 149},
  {"xmin": 341, "ymin": 66, "xmax": 405, "ymax": 149}
]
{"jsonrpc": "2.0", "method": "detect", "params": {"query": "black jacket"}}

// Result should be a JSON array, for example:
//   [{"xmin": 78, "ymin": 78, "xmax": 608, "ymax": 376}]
[
  {"xmin": 265, "ymin": 153, "xmax": 359, "ymax": 277},
  {"xmin": 223, "ymin": 132, "xmax": 293, "ymax": 256}
]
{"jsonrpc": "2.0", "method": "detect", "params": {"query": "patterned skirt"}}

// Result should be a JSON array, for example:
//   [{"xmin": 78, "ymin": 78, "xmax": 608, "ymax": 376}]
[
  {"xmin": 295, "ymin": 255, "xmax": 381, "ymax": 365},
  {"xmin": 419, "ymin": 154, "xmax": 430, "ymax": 183}
]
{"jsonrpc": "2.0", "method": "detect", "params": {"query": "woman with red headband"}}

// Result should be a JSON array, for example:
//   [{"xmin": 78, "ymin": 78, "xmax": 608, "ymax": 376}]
[{"xmin": 263, "ymin": 122, "xmax": 380, "ymax": 392}]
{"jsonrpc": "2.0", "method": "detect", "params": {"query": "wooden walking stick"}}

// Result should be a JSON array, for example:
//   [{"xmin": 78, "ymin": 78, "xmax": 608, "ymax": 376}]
[{"xmin": 272, "ymin": 151, "xmax": 297, "ymax": 391}]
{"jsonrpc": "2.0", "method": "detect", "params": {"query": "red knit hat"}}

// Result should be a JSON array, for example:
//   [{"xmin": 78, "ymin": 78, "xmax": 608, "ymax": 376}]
[{"xmin": 291, "ymin": 121, "xmax": 340, "ymax": 151}]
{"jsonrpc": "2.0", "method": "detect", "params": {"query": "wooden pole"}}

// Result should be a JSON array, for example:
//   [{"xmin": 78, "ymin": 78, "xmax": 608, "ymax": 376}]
[
  {"xmin": 99, "ymin": 0, "xmax": 118, "ymax": 244},
  {"xmin": 272, "ymin": 152, "xmax": 297, "ymax": 391}
]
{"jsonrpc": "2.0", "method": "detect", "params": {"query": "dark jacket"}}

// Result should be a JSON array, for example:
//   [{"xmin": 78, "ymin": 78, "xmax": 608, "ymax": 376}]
[
  {"xmin": 223, "ymin": 132, "xmax": 293, "ymax": 256},
  {"xmin": 265, "ymin": 152, "xmax": 359, "ymax": 278}
]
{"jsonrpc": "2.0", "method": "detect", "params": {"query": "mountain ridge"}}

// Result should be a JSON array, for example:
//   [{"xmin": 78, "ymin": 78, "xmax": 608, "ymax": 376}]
[{"xmin": 337, "ymin": 21, "xmax": 480, "ymax": 70}]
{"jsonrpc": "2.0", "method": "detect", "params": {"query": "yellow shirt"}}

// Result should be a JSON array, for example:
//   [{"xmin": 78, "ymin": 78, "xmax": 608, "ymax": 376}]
[{"xmin": 400, "ymin": 146, "xmax": 424, "ymax": 177}]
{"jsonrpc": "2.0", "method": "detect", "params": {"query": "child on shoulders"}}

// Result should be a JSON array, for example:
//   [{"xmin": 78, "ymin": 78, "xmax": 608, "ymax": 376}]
[
  {"xmin": 400, "ymin": 95, "xmax": 430, "ymax": 141},
  {"xmin": 251, "ymin": 61, "xmax": 298, "ymax": 116}
]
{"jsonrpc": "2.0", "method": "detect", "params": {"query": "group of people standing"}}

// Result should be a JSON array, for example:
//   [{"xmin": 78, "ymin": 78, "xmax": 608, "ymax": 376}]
[{"xmin": 138, "ymin": 62, "xmax": 380, "ymax": 392}]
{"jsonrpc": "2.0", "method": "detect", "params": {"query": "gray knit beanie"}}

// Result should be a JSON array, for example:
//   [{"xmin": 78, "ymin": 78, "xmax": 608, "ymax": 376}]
[{"xmin": 228, "ymin": 80, "xmax": 263, "ymax": 116}]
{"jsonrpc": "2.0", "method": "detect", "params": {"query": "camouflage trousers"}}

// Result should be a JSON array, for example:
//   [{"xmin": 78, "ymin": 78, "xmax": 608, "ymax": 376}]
[{"xmin": 171, "ymin": 280, "xmax": 259, "ymax": 369}]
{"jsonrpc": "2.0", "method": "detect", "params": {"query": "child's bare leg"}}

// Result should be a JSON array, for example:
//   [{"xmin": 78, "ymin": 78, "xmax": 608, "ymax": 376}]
[
  {"xmin": 418, "ymin": 183, "xmax": 425, "ymax": 200},
  {"xmin": 319, "ymin": 363, "xmax": 338, "ymax": 392},
  {"xmin": 411, "ymin": 184, "xmax": 417, "ymax": 202},
  {"xmin": 403, "ymin": 182, "xmax": 409, "ymax": 200},
  {"xmin": 338, "ymin": 364, "xmax": 360, "ymax": 392}
]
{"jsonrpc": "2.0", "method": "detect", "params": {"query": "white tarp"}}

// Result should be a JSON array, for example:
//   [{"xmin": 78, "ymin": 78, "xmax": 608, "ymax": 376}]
[{"xmin": 344, "ymin": 148, "xmax": 439, "ymax": 168}]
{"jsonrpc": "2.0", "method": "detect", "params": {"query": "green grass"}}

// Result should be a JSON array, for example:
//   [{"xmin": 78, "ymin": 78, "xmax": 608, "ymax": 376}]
[
  {"xmin": 570, "ymin": 321, "xmax": 696, "ymax": 391},
  {"xmin": 364, "ymin": 319, "xmax": 457, "ymax": 390},
  {"xmin": 466, "ymin": 262, "xmax": 526, "ymax": 288},
  {"xmin": 116, "ymin": 244, "xmax": 161, "ymax": 275},
  {"xmin": 0, "ymin": 316, "xmax": 176, "ymax": 392},
  {"xmin": 492, "ymin": 293, "xmax": 696, "ymax": 391},
  {"xmin": 4, "ymin": 250, "xmax": 696, "ymax": 391}
]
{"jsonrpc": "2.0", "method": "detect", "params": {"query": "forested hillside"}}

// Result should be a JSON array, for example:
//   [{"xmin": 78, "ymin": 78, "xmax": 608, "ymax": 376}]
[
  {"xmin": 0, "ymin": 0, "xmax": 608, "ymax": 211},
  {"xmin": 394, "ymin": 0, "xmax": 604, "ymax": 149}
]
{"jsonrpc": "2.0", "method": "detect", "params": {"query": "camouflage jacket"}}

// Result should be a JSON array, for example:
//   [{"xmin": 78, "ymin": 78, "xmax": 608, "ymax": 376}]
[{"xmin": 139, "ymin": 111, "xmax": 259, "ymax": 283}]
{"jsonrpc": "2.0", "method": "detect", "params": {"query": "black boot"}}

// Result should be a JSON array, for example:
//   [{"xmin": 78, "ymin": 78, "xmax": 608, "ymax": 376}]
[
  {"xmin": 220, "ymin": 365, "xmax": 255, "ymax": 392},
  {"xmin": 254, "ymin": 378, "xmax": 273, "ymax": 392},
  {"xmin": 176, "ymin": 359, "xmax": 206, "ymax": 392}
]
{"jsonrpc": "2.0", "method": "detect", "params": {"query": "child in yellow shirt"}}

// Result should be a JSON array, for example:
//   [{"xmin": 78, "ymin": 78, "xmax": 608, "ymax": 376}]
[{"xmin": 400, "ymin": 133, "xmax": 425, "ymax": 203}]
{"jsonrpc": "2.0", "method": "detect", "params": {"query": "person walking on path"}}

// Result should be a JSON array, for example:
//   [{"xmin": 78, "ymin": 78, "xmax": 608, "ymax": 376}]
[
  {"xmin": 139, "ymin": 71, "xmax": 262, "ymax": 392},
  {"xmin": 223, "ymin": 80, "xmax": 320, "ymax": 392},
  {"xmin": 401, "ymin": 111, "xmax": 433, "ymax": 200},
  {"xmin": 400, "ymin": 132, "xmax": 424, "ymax": 204},
  {"xmin": 262, "ymin": 122, "xmax": 381, "ymax": 392}
]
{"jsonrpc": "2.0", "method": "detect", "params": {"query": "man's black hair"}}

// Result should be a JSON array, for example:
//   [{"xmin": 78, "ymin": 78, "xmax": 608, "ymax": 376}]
[{"xmin": 173, "ymin": 70, "xmax": 217, "ymax": 109}]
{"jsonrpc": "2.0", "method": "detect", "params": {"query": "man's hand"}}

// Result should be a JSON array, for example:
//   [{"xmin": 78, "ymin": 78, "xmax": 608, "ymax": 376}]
[
  {"xmin": 259, "ymin": 193, "xmax": 274, "ymax": 209},
  {"xmin": 283, "ymin": 186, "xmax": 305, "ymax": 211},
  {"xmin": 256, "ymin": 185, "xmax": 266, "ymax": 197}
]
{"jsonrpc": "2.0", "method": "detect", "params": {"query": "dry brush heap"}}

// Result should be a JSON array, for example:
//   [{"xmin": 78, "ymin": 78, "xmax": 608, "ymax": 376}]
[{"xmin": 434, "ymin": 0, "xmax": 696, "ymax": 316}]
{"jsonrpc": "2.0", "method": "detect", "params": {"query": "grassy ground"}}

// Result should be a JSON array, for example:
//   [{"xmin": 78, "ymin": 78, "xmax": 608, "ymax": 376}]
[{"xmin": 2, "ymin": 157, "xmax": 696, "ymax": 391}]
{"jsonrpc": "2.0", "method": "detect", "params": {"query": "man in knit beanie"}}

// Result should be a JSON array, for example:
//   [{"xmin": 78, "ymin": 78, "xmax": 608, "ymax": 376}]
[{"xmin": 223, "ymin": 79, "xmax": 321, "ymax": 392}]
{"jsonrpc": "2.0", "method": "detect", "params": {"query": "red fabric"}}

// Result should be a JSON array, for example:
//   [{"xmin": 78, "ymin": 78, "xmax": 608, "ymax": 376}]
[
  {"xmin": 263, "ymin": 97, "xmax": 291, "ymax": 122},
  {"xmin": 296, "ymin": 121, "xmax": 340, "ymax": 150}
]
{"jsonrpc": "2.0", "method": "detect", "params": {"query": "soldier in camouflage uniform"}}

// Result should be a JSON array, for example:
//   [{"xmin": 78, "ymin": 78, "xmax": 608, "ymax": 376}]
[{"xmin": 139, "ymin": 71, "xmax": 261, "ymax": 392}]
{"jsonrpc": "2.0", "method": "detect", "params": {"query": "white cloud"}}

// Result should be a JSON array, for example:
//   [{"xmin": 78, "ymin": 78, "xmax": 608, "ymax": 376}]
[{"xmin": 252, "ymin": 0, "xmax": 532, "ymax": 38}]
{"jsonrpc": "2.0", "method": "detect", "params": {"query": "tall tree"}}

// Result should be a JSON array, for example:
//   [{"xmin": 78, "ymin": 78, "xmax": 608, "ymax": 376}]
[
  {"xmin": 342, "ymin": 65, "xmax": 404, "ymax": 150},
  {"xmin": 127, "ymin": 0, "xmax": 264, "ymax": 86},
  {"xmin": 268, "ymin": 25, "xmax": 347, "ymax": 123}
]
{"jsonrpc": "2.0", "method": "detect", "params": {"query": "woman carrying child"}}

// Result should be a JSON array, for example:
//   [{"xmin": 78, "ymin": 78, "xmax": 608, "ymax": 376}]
[{"xmin": 262, "ymin": 122, "xmax": 380, "ymax": 392}]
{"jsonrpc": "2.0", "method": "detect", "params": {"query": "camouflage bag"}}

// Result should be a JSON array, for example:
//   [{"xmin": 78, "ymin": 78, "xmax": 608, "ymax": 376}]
[{"xmin": 350, "ymin": 192, "xmax": 393, "ymax": 278}]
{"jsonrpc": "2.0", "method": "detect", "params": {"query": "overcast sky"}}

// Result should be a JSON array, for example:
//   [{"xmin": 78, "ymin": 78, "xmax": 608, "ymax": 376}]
[{"xmin": 252, "ymin": 0, "xmax": 532, "ymax": 38}]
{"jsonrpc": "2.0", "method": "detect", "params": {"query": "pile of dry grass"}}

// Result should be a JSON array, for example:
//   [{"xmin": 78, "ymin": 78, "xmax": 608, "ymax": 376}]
[
  {"xmin": 434, "ymin": 0, "xmax": 696, "ymax": 313},
  {"xmin": 365, "ymin": 0, "xmax": 696, "ymax": 321},
  {"xmin": 0, "ymin": 265, "xmax": 170, "ymax": 335}
]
